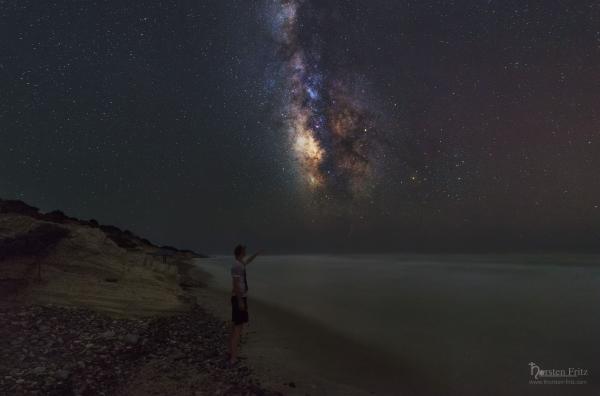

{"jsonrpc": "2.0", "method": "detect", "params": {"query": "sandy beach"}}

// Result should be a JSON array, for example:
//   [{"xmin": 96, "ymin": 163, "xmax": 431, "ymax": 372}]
[
  {"xmin": 191, "ymin": 255, "xmax": 600, "ymax": 396},
  {"xmin": 2, "ymin": 200, "xmax": 599, "ymax": 396},
  {"xmin": 4, "ymin": 0, "xmax": 600, "ymax": 393},
  {"xmin": 190, "ymin": 269, "xmax": 405, "ymax": 396},
  {"xmin": 189, "ymin": 261, "xmax": 436, "ymax": 396}
]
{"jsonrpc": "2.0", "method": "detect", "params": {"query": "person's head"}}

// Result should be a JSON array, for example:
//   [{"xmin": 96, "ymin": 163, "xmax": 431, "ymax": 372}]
[{"xmin": 234, "ymin": 244, "xmax": 246, "ymax": 259}]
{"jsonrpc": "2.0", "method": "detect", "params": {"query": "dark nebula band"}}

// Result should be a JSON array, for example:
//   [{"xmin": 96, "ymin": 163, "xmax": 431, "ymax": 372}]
[{"xmin": 270, "ymin": 1, "xmax": 378, "ymax": 201}]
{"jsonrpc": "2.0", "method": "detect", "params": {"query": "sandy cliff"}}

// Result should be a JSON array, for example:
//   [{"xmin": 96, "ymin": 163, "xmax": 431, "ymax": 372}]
[{"xmin": 0, "ymin": 199, "xmax": 200, "ymax": 316}]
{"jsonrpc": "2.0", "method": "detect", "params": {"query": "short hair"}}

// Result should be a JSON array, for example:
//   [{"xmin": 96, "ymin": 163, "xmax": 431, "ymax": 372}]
[{"xmin": 234, "ymin": 244, "xmax": 245, "ymax": 257}]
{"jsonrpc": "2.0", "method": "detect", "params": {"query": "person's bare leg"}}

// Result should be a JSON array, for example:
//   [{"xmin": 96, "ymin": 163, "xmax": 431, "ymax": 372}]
[{"xmin": 229, "ymin": 324, "xmax": 243, "ymax": 363}]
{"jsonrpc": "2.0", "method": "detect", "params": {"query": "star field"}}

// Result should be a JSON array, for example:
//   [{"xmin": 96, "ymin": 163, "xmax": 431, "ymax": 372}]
[{"xmin": 1, "ymin": 0, "xmax": 600, "ymax": 252}]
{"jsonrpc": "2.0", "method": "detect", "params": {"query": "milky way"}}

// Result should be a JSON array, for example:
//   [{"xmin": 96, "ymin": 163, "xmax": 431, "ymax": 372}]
[
  {"xmin": 269, "ymin": 0, "xmax": 380, "ymax": 202},
  {"xmin": 4, "ymin": 0, "xmax": 600, "ymax": 252}
]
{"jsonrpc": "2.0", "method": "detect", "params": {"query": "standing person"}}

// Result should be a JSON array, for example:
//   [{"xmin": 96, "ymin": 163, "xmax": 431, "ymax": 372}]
[{"xmin": 228, "ymin": 244, "xmax": 262, "ymax": 365}]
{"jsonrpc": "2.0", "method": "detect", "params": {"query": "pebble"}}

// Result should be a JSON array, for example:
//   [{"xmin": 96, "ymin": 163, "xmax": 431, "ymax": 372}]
[
  {"xmin": 0, "ymin": 304, "xmax": 281, "ymax": 396},
  {"xmin": 55, "ymin": 369, "xmax": 70, "ymax": 380},
  {"xmin": 124, "ymin": 333, "xmax": 139, "ymax": 345},
  {"xmin": 101, "ymin": 330, "xmax": 115, "ymax": 339}
]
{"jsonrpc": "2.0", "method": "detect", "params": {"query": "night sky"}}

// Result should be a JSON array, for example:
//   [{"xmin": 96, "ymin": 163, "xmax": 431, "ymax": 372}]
[{"xmin": 2, "ymin": 1, "xmax": 600, "ymax": 253}]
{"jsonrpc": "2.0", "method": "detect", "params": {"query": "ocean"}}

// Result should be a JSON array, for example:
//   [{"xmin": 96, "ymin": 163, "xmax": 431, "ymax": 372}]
[{"xmin": 196, "ymin": 254, "xmax": 600, "ymax": 395}]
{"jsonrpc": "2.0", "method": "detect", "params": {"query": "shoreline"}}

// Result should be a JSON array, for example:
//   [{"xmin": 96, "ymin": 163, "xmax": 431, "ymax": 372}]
[
  {"xmin": 187, "ymin": 262, "xmax": 435, "ymax": 396},
  {"xmin": 189, "ymin": 255, "xmax": 600, "ymax": 396}
]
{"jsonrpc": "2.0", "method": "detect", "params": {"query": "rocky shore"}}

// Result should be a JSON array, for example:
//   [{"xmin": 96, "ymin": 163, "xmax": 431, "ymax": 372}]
[
  {"xmin": 0, "ymin": 200, "xmax": 284, "ymax": 395},
  {"xmin": 0, "ymin": 304, "xmax": 281, "ymax": 396}
]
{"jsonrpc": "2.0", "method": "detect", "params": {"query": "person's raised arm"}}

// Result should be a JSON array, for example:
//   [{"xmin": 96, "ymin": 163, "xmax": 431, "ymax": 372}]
[{"xmin": 244, "ymin": 250, "xmax": 264, "ymax": 265}]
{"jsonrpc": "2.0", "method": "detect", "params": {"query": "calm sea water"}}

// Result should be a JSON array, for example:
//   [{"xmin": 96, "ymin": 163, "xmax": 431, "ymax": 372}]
[{"xmin": 197, "ymin": 254, "xmax": 600, "ymax": 395}]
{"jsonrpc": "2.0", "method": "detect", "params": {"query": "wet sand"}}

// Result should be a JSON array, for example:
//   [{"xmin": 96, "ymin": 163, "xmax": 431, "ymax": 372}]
[
  {"xmin": 190, "ymin": 255, "xmax": 600, "ymax": 396},
  {"xmin": 188, "ymin": 264, "xmax": 435, "ymax": 396}
]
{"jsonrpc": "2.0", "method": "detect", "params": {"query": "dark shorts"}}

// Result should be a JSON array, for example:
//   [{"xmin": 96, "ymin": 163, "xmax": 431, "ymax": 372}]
[{"xmin": 231, "ymin": 296, "xmax": 248, "ymax": 325}]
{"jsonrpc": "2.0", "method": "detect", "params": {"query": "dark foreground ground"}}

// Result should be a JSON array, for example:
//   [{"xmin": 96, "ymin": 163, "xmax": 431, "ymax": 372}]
[{"xmin": 0, "ymin": 304, "xmax": 281, "ymax": 396}]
